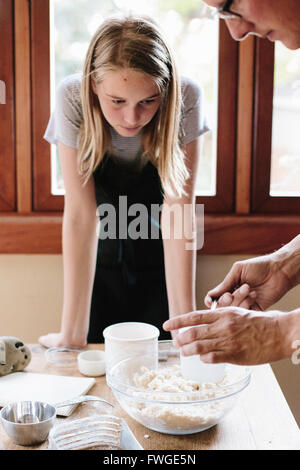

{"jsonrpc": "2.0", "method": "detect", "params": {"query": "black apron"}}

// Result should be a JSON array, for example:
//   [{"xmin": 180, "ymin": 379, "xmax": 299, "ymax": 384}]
[{"xmin": 87, "ymin": 155, "xmax": 171, "ymax": 343}]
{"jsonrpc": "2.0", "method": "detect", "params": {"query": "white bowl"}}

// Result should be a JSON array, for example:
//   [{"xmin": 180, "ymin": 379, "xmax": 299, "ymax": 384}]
[
  {"xmin": 106, "ymin": 340, "xmax": 251, "ymax": 435},
  {"xmin": 77, "ymin": 350, "xmax": 106, "ymax": 377}
]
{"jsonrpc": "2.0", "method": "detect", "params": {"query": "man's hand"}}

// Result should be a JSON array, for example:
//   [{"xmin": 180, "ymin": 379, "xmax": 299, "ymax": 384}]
[
  {"xmin": 205, "ymin": 254, "xmax": 293, "ymax": 311},
  {"xmin": 163, "ymin": 307, "xmax": 294, "ymax": 365}
]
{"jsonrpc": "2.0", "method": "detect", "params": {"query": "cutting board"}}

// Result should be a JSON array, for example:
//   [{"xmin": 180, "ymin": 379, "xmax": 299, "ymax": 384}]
[{"xmin": 0, "ymin": 372, "xmax": 95, "ymax": 416}]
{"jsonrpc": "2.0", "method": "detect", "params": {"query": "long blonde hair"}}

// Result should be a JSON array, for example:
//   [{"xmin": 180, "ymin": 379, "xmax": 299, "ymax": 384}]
[{"xmin": 79, "ymin": 15, "xmax": 188, "ymax": 197}]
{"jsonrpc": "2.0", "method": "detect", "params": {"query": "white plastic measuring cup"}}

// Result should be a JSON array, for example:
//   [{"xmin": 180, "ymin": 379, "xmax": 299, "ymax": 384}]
[
  {"xmin": 103, "ymin": 322, "xmax": 160, "ymax": 372},
  {"xmin": 180, "ymin": 301, "xmax": 225, "ymax": 383}
]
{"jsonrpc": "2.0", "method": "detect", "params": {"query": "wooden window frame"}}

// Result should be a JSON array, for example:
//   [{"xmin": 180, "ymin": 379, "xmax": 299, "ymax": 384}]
[
  {"xmin": 31, "ymin": 0, "xmax": 63, "ymax": 211},
  {"xmin": 1, "ymin": 0, "xmax": 300, "ymax": 255},
  {"xmin": 251, "ymin": 39, "xmax": 300, "ymax": 213},
  {"xmin": 196, "ymin": 21, "xmax": 238, "ymax": 213},
  {"xmin": 0, "ymin": 0, "xmax": 15, "ymax": 212}
]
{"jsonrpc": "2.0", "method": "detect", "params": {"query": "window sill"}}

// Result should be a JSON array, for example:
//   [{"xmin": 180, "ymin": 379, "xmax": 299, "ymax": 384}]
[
  {"xmin": 202, "ymin": 214, "xmax": 300, "ymax": 254},
  {"xmin": 0, "ymin": 213, "xmax": 299, "ymax": 254},
  {"xmin": 0, "ymin": 213, "xmax": 62, "ymax": 254}
]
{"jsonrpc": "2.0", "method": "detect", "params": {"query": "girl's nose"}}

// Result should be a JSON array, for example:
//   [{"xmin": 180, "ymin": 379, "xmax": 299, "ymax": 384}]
[
  {"xmin": 225, "ymin": 18, "xmax": 255, "ymax": 41},
  {"xmin": 124, "ymin": 106, "xmax": 139, "ymax": 125}
]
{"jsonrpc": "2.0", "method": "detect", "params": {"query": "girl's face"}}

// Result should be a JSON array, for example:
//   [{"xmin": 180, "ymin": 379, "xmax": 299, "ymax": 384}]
[{"xmin": 92, "ymin": 68, "xmax": 162, "ymax": 137}]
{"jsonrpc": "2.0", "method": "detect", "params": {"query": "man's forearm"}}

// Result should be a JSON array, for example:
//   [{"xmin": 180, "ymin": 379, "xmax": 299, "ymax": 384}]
[
  {"xmin": 279, "ymin": 307, "xmax": 300, "ymax": 359},
  {"xmin": 273, "ymin": 235, "xmax": 300, "ymax": 288}
]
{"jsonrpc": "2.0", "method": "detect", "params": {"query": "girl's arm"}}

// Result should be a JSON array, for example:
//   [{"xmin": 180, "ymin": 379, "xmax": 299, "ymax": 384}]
[
  {"xmin": 161, "ymin": 138, "xmax": 201, "ymax": 319},
  {"xmin": 39, "ymin": 142, "xmax": 99, "ymax": 348}
]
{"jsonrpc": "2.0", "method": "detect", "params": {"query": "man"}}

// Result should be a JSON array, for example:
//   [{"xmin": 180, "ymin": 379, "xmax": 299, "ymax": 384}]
[
  {"xmin": 163, "ymin": 0, "xmax": 300, "ymax": 366},
  {"xmin": 205, "ymin": 0, "xmax": 300, "ymax": 50}
]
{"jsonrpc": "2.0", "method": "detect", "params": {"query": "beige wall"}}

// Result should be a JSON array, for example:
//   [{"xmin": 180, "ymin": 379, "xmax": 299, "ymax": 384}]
[
  {"xmin": 0, "ymin": 255, "xmax": 63, "ymax": 342},
  {"xmin": 0, "ymin": 253, "xmax": 299, "ymax": 427}
]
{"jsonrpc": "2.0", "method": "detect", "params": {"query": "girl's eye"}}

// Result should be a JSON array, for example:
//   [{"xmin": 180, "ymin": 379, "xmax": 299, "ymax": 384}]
[
  {"xmin": 111, "ymin": 99, "xmax": 158, "ymax": 105},
  {"xmin": 140, "ymin": 99, "xmax": 156, "ymax": 105}
]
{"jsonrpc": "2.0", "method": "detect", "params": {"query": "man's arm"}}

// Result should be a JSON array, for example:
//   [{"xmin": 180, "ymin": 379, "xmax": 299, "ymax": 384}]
[
  {"xmin": 205, "ymin": 235, "xmax": 300, "ymax": 311},
  {"xmin": 163, "ymin": 306, "xmax": 300, "ymax": 365}
]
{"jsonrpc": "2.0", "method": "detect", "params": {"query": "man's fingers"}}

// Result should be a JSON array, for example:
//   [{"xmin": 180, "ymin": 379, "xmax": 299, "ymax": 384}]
[
  {"xmin": 200, "ymin": 351, "xmax": 246, "ymax": 365},
  {"xmin": 238, "ymin": 291, "xmax": 257, "ymax": 309},
  {"xmin": 163, "ymin": 311, "xmax": 220, "ymax": 332},
  {"xmin": 204, "ymin": 294, "xmax": 212, "ymax": 308},
  {"xmin": 199, "ymin": 351, "xmax": 228, "ymax": 364},
  {"xmin": 216, "ymin": 292, "xmax": 233, "ymax": 307},
  {"xmin": 179, "ymin": 339, "xmax": 219, "ymax": 357},
  {"xmin": 208, "ymin": 285, "xmax": 256, "ymax": 309},
  {"xmin": 175, "ymin": 324, "xmax": 217, "ymax": 347},
  {"xmin": 180, "ymin": 341, "xmax": 241, "ymax": 365},
  {"xmin": 205, "ymin": 263, "xmax": 243, "ymax": 307},
  {"xmin": 224, "ymin": 284, "xmax": 255, "ymax": 308},
  {"xmin": 230, "ymin": 284, "xmax": 250, "ymax": 305}
]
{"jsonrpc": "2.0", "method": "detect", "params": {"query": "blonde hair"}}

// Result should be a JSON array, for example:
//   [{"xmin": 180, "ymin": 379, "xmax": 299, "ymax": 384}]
[{"xmin": 79, "ymin": 15, "xmax": 189, "ymax": 197}]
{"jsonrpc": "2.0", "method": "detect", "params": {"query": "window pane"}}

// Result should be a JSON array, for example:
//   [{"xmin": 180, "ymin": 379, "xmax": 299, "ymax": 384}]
[
  {"xmin": 50, "ymin": 0, "xmax": 218, "ymax": 196},
  {"xmin": 270, "ymin": 43, "xmax": 300, "ymax": 197}
]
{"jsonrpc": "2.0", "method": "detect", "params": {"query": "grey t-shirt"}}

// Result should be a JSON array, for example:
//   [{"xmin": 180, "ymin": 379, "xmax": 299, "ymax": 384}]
[{"xmin": 44, "ymin": 73, "xmax": 210, "ymax": 165}]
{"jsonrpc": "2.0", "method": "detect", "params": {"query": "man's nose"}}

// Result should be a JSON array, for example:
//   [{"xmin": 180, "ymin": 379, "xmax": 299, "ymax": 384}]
[{"xmin": 225, "ymin": 19, "xmax": 255, "ymax": 41}]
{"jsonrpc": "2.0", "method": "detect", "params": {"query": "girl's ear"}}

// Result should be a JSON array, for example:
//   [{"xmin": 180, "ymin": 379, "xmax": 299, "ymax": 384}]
[{"xmin": 91, "ymin": 79, "xmax": 98, "ymax": 95}]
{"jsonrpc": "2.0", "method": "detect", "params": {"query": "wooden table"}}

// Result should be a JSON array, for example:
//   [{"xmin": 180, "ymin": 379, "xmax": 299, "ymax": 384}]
[{"xmin": 1, "ymin": 344, "xmax": 300, "ymax": 451}]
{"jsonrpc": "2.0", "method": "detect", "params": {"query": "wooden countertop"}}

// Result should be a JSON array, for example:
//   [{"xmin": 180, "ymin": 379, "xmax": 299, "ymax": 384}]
[{"xmin": 1, "ymin": 344, "xmax": 300, "ymax": 451}]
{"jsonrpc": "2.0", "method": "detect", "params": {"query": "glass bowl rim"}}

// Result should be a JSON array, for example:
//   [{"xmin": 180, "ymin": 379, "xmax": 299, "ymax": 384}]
[{"xmin": 107, "ymin": 340, "xmax": 251, "ymax": 405}]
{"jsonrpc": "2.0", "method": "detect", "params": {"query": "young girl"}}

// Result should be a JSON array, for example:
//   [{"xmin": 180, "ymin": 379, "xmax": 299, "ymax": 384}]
[{"xmin": 39, "ymin": 14, "xmax": 209, "ymax": 347}]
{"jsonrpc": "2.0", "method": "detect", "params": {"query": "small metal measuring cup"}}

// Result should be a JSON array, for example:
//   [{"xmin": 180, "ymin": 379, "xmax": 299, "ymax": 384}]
[{"xmin": 0, "ymin": 395, "xmax": 113, "ymax": 446}]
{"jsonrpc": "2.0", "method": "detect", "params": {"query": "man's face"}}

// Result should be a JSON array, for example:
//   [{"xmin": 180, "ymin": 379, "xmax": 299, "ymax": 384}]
[{"xmin": 204, "ymin": 0, "xmax": 300, "ymax": 50}]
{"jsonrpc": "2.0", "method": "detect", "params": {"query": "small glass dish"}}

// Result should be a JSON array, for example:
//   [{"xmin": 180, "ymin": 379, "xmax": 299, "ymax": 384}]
[{"xmin": 45, "ymin": 347, "xmax": 82, "ymax": 368}]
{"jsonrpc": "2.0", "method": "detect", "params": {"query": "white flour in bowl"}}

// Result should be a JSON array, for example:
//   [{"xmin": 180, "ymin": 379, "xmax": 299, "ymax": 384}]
[
  {"xmin": 119, "ymin": 365, "xmax": 240, "ymax": 433},
  {"xmin": 133, "ymin": 364, "xmax": 228, "ymax": 393}
]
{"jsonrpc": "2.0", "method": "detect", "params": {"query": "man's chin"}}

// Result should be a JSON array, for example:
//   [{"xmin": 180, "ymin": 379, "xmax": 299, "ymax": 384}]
[{"xmin": 280, "ymin": 36, "xmax": 300, "ymax": 50}]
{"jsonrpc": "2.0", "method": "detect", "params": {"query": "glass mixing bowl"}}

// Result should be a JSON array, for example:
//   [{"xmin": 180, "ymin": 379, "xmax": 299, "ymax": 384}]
[{"xmin": 106, "ymin": 340, "xmax": 251, "ymax": 435}]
